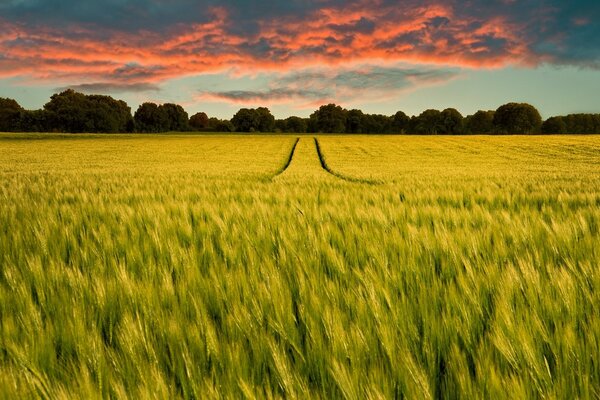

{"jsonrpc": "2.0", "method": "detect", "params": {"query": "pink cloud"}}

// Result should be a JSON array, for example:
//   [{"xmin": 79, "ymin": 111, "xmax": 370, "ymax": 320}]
[{"xmin": 0, "ymin": 2, "xmax": 545, "ymax": 89}]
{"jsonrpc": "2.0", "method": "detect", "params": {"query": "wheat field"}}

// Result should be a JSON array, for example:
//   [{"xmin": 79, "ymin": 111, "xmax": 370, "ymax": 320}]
[{"xmin": 1, "ymin": 133, "xmax": 599, "ymax": 399}]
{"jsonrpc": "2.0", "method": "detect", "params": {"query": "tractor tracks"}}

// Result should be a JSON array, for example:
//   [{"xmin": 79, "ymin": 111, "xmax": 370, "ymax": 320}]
[
  {"xmin": 272, "ymin": 137, "xmax": 381, "ymax": 185},
  {"xmin": 313, "ymin": 138, "xmax": 381, "ymax": 185},
  {"xmin": 271, "ymin": 137, "xmax": 300, "ymax": 179}
]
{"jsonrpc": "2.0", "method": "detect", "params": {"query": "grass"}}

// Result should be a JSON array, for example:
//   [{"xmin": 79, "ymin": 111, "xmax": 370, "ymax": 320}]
[{"xmin": 1, "ymin": 133, "xmax": 599, "ymax": 398}]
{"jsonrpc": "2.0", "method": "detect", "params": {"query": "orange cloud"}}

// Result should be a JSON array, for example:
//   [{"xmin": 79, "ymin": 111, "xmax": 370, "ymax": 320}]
[{"xmin": 0, "ymin": 1, "xmax": 549, "ymax": 89}]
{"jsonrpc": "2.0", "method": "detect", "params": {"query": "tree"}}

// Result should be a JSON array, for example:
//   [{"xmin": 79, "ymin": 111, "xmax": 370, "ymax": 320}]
[
  {"xmin": 207, "ymin": 118, "xmax": 220, "ymax": 130},
  {"xmin": 189, "ymin": 112, "xmax": 209, "ymax": 130},
  {"xmin": 134, "ymin": 103, "xmax": 168, "ymax": 133},
  {"xmin": 43, "ymin": 90, "xmax": 91, "ymax": 132},
  {"xmin": 133, "ymin": 102, "xmax": 190, "ymax": 133},
  {"xmin": 215, "ymin": 119, "xmax": 235, "ymax": 132},
  {"xmin": 256, "ymin": 107, "xmax": 275, "ymax": 132},
  {"xmin": 0, "ymin": 98, "xmax": 24, "ymax": 132},
  {"xmin": 361, "ymin": 114, "xmax": 393, "ymax": 134},
  {"xmin": 346, "ymin": 109, "xmax": 364, "ymax": 133},
  {"xmin": 231, "ymin": 108, "xmax": 259, "ymax": 132},
  {"xmin": 231, "ymin": 107, "xmax": 275, "ymax": 132},
  {"xmin": 17, "ymin": 110, "xmax": 50, "ymax": 132},
  {"xmin": 284, "ymin": 116, "xmax": 307, "ymax": 133},
  {"xmin": 465, "ymin": 110, "xmax": 495, "ymax": 134},
  {"xmin": 310, "ymin": 104, "xmax": 347, "ymax": 133},
  {"xmin": 439, "ymin": 108, "xmax": 463, "ymax": 134},
  {"xmin": 274, "ymin": 119, "xmax": 287, "ymax": 133},
  {"xmin": 392, "ymin": 111, "xmax": 410, "ymax": 134},
  {"xmin": 561, "ymin": 114, "xmax": 600, "ymax": 134},
  {"xmin": 541, "ymin": 116, "xmax": 567, "ymax": 134},
  {"xmin": 86, "ymin": 95, "xmax": 133, "ymax": 133},
  {"xmin": 204, "ymin": 117, "xmax": 234, "ymax": 132},
  {"xmin": 410, "ymin": 109, "xmax": 442, "ymax": 134},
  {"xmin": 43, "ymin": 90, "xmax": 132, "ymax": 133},
  {"xmin": 161, "ymin": 103, "xmax": 189, "ymax": 131},
  {"xmin": 493, "ymin": 103, "xmax": 542, "ymax": 134}
]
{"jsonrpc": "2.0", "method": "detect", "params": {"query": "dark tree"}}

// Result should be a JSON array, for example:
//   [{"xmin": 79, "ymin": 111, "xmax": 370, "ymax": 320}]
[
  {"xmin": 134, "ymin": 103, "xmax": 168, "ymax": 133},
  {"xmin": 346, "ymin": 109, "xmax": 364, "ymax": 133},
  {"xmin": 561, "ymin": 114, "xmax": 600, "ymax": 134},
  {"xmin": 134, "ymin": 103, "xmax": 191, "ymax": 133},
  {"xmin": 86, "ymin": 95, "xmax": 133, "ymax": 133},
  {"xmin": 161, "ymin": 103, "xmax": 189, "ymax": 131},
  {"xmin": 43, "ymin": 90, "xmax": 91, "ymax": 133},
  {"xmin": 43, "ymin": 90, "xmax": 132, "ymax": 133},
  {"xmin": 189, "ymin": 112, "xmax": 209, "ymax": 130},
  {"xmin": 310, "ymin": 104, "xmax": 347, "ymax": 133},
  {"xmin": 284, "ymin": 116, "xmax": 307, "ymax": 133},
  {"xmin": 231, "ymin": 107, "xmax": 275, "ymax": 132},
  {"xmin": 274, "ymin": 119, "xmax": 287, "ymax": 133},
  {"xmin": 410, "ymin": 109, "xmax": 442, "ymax": 134},
  {"xmin": 392, "ymin": 111, "xmax": 410, "ymax": 134},
  {"xmin": 541, "ymin": 116, "xmax": 567, "ymax": 134},
  {"xmin": 0, "ymin": 98, "xmax": 24, "ymax": 132},
  {"xmin": 15, "ymin": 87, "xmax": 600, "ymax": 136},
  {"xmin": 439, "ymin": 108, "xmax": 464, "ymax": 134},
  {"xmin": 465, "ymin": 110, "xmax": 495, "ymax": 134},
  {"xmin": 205, "ymin": 117, "xmax": 234, "ymax": 132},
  {"xmin": 231, "ymin": 108, "xmax": 260, "ymax": 132},
  {"xmin": 493, "ymin": 103, "xmax": 542, "ymax": 134},
  {"xmin": 361, "ymin": 114, "xmax": 393, "ymax": 134},
  {"xmin": 17, "ymin": 110, "xmax": 50, "ymax": 132},
  {"xmin": 207, "ymin": 118, "xmax": 220, "ymax": 130},
  {"xmin": 256, "ymin": 107, "xmax": 275, "ymax": 132},
  {"xmin": 215, "ymin": 119, "xmax": 235, "ymax": 132}
]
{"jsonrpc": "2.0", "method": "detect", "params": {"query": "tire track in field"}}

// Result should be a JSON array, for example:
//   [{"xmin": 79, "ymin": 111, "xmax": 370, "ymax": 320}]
[
  {"xmin": 270, "ymin": 137, "xmax": 300, "ymax": 180},
  {"xmin": 314, "ymin": 138, "xmax": 382, "ymax": 185}
]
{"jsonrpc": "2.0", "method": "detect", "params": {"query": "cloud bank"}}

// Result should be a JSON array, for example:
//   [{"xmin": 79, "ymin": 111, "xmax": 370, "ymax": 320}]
[{"xmin": 199, "ymin": 65, "xmax": 460, "ymax": 106}]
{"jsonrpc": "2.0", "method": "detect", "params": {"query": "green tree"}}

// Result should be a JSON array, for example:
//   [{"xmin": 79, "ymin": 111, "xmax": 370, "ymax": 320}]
[
  {"xmin": 43, "ymin": 90, "xmax": 132, "ymax": 133},
  {"xmin": 361, "ymin": 114, "xmax": 393, "ymax": 134},
  {"xmin": 346, "ymin": 109, "xmax": 364, "ymax": 133},
  {"xmin": 17, "ymin": 110, "xmax": 50, "ymax": 132},
  {"xmin": 541, "ymin": 116, "xmax": 567, "ymax": 134},
  {"xmin": 439, "ymin": 108, "xmax": 464, "ymax": 134},
  {"xmin": 44, "ymin": 90, "xmax": 91, "ymax": 132},
  {"xmin": 274, "ymin": 119, "xmax": 287, "ymax": 133},
  {"xmin": 231, "ymin": 108, "xmax": 260, "ymax": 132},
  {"xmin": 231, "ymin": 107, "xmax": 275, "ymax": 132},
  {"xmin": 215, "ymin": 119, "xmax": 235, "ymax": 132},
  {"xmin": 284, "ymin": 116, "xmax": 307, "ymax": 133},
  {"xmin": 410, "ymin": 109, "xmax": 442, "ymax": 134},
  {"xmin": 134, "ymin": 103, "xmax": 168, "ymax": 133},
  {"xmin": 205, "ymin": 117, "xmax": 234, "ymax": 132},
  {"xmin": 256, "ymin": 107, "xmax": 275, "ymax": 132},
  {"xmin": 493, "ymin": 103, "xmax": 542, "ymax": 134},
  {"xmin": 0, "ymin": 98, "xmax": 24, "ymax": 132},
  {"xmin": 561, "ymin": 114, "xmax": 600, "ymax": 134},
  {"xmin": 310, "ymin": 104, "xmax": 347, "ymax": 133},
  {"xmin": 465, "ymin": 110, "xmax": 495, "ymax": 134},
  {"xmin": 86, "ymin": 95, "xmax": 133, "ymax": 133},
  {"xmin": 189, "ymin": 112, "xmax": 209, "ymax": 130},
  {"xmin": 392, "ymin": 111, "xmax": 410, "ymax": 134},
  {"xmin": 161, "ymin": 103, "xmax": 189, "ymax": 131}
]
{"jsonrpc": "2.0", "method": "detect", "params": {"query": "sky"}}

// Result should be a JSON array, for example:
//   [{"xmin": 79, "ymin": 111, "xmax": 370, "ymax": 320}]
[{"xmin": 1, "ymin": 0, "xmax": 599, "ymax": 119}]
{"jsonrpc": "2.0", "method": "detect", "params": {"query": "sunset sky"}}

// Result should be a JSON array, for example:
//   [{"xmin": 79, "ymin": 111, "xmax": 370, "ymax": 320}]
[{"xmin": 1, "ymin": 0, "xmax": 599, "ymax": 119}]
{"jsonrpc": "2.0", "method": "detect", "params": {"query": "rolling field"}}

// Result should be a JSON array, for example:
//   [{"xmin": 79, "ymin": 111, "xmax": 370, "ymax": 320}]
[{"xmin": 1, "ymin": 133, "xmax": 600, "ymax": 399}]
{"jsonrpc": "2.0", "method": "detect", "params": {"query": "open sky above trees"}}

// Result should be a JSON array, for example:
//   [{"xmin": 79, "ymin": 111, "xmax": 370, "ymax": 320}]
[{"xmin": 1, "ymin": 0, "xmax": 599, "ymax": 119}]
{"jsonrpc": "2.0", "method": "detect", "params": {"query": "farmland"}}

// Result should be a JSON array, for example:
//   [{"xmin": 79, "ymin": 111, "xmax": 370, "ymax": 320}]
[{"xmin": 1, "ymin": 133, "xmax": 600, "ymax": 398}]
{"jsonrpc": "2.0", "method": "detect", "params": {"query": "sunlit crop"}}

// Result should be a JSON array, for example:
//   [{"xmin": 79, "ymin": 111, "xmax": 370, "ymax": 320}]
[{"xmin": 1, "ymin": 133, "xmax": 599, "ymax": 398}]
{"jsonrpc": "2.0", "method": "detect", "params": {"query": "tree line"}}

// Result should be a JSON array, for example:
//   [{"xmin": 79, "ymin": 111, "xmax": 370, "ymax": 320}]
[{"xmin": 1, "ymin": 89, "xmax": 600, "ymax": 134}]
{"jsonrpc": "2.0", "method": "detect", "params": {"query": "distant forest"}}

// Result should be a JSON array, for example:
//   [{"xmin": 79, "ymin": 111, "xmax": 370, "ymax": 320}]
[{"xmin": 1, "ymin": 89, "xmax": 600, "ymax": 134}]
